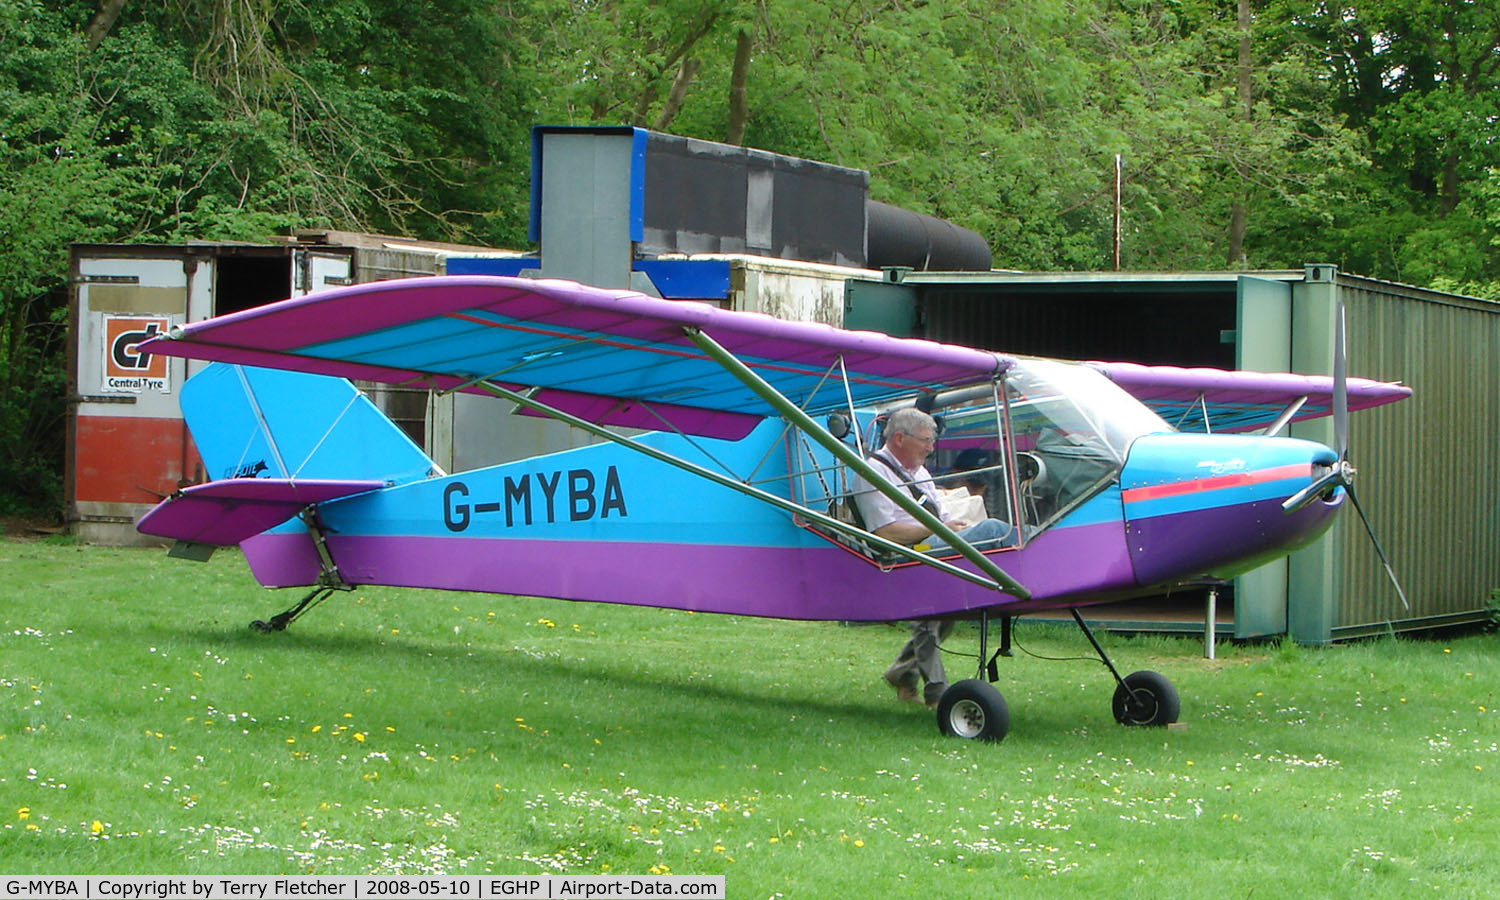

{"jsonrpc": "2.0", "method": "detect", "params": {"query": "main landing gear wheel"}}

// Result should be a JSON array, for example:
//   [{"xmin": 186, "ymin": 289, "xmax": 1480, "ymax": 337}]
[
  {"xmin": 1112, "ymin": 670, "xmax": 1180, "ymax": 727},
  {"xmin": 936, "ymin": 679, "xmax": 1010, "ymax": 742}
]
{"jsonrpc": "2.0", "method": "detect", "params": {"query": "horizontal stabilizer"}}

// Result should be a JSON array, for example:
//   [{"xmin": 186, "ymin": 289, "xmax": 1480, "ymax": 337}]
[{"xmin": 137, "ymin": 478, "xmax": 384, "ymax": 547}]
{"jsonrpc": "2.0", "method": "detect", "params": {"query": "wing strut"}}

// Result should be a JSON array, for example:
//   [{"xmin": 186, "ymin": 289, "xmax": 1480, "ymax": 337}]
[
  {"xmin": 685, "ymin": 327, "xmax": 1030, "ymax": 601},
  {"xmin": 1261, "ymin": 396, "xmax": 1308, "ymax": 438},
  {"xmin": 472, "ymin": 383, "xmax": 1009, "ymax": 592}
]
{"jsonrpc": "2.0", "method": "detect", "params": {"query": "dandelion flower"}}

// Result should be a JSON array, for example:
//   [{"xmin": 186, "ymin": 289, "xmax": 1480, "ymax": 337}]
[
  {"xmin": 90, "ymin": 821, "xmax": 104, "ymax": 835},
  {"xmin": 17, "ymin": 808, "xmax": 29, "ymax": 820},
  {"xmin": 353, "ymin": 732, "xmax": 366, "ymax": 743}
]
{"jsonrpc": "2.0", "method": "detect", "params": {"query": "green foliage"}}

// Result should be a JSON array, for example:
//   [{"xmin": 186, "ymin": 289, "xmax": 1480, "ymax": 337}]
[
  {"xmin": 4, "ymin": 0, "xmax": 1499, "ymax": 512},
  {"xmin": 1268, "ymin": 0, "xmax": 1500, "ymax": 288},
  {"xmin": 0, "ymin": 2, "xmax": 155, "ymax": 513}
]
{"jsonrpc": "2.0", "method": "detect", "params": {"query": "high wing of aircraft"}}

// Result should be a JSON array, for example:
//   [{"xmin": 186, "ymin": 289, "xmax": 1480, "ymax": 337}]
[{"xmin": 136, "ymin": 275, "xmax": 1411, "ymax": 741}]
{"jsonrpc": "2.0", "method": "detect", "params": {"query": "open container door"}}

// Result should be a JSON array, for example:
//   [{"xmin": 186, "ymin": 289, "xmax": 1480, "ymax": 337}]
[{"xmin": 1232, "ymin": 274, "xmax": 1293, "ymax": 638}]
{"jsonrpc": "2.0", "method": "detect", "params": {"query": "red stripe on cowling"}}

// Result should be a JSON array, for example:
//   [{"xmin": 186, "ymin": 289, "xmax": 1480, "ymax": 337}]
[{"xmin": 1121, "ymin": 463, "xmax": 1312, "ymax": 503}]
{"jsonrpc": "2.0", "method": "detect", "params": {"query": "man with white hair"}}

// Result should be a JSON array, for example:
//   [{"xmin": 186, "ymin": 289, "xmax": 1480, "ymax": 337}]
[{"xmin": 853, "ymin": 407, "xmax": 1011, "ymax": 708}]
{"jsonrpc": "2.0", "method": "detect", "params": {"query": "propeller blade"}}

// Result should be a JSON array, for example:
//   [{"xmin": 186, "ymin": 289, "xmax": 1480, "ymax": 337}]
[
  {"xmin": 1346, "ymin": 483, "xmax": 1411, "ymax": 611},
  {"xmin": 1281, "ymin": 463, "xmax": 1346, "ymax": 515},
  {"xmin": 1333, "ymin": 303, "xmax": 1349, "ymax": 460}
]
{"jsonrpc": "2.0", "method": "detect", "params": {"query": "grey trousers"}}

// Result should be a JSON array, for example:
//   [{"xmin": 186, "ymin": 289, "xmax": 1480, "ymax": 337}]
[
  {"xmin": 885, "ymin": 519, "xmax": 1010, "ymax": 703},
  {"xmin": 886, "ymin": 619, "xmax": 955, "ymax": 705}
]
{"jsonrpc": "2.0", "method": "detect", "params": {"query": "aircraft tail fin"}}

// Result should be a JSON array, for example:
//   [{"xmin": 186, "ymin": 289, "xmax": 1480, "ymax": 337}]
[{"xmin": 180, "ymin": 363, "xmax": 438, "ymax": 486}]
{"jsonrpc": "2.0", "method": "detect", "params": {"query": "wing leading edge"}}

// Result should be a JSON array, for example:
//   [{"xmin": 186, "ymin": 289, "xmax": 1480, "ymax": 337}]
[{"xmin": 141, "ymin": 275, "xmax": 1011, "ymax": 440}]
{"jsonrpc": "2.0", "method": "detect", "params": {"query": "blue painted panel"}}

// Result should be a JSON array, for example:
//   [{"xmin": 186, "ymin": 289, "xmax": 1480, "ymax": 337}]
[
  {"xmin": 1051, "ymin": 486, "xmax": 1124, "ymax": 528},
  {"xmin": 634, "ymin": 259, "xmax": 733, "ymax": 299},
  {"xmin": 446, "ymin": 257, "xmax": 538, "ymax": 277},
  {"xmin": 629, "ymin": 128, "xmax": 648, "ymax": 243},
  {"xmin": 445, "ymin": 259, "xmax": 730, "ymax": 299}
]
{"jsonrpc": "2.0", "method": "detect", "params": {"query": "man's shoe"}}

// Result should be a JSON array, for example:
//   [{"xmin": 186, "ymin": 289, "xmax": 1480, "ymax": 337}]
[
  {"xmin": 924, "ymin": 683, "xmax": 947, "ymax": 710},
  {"xmin": 884, "ymin": 671, "xmax": 920, "ymax": 703}
]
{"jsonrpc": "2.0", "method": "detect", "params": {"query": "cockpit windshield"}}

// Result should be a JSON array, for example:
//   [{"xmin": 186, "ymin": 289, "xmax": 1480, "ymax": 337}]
[
  {"xmin": 1001, "ymin": 359, "xmax": 1171, "ymax": 526},
  {"xmin": 930, "ymin": 359, "xmax": 1171, "ymax": 534},
  {"xmin": 1004, "ymin": 359, "xmax": 1171, "ymax": 461}
]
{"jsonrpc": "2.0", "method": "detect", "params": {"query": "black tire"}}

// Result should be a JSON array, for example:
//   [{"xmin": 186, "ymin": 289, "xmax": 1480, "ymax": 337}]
[
  {"xmin": 935, "ymin": 679, "xmax": 1010, "ymax": 741},
  {"xmin": 1112, "ymin": 670, "xmax": 1180, "ymax": 726}
]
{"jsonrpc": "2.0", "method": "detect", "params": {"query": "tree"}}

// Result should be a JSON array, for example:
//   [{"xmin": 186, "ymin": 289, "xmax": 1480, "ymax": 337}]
[
  {"xmin": 0, "ymin": 1, "xmax": 158, "ymax": 511},
  {"xmin": 1273, "ymin": 0, "xmax": 1500, "ymax": 287},
  {"xmin": 1, "ymin": 0, "xmax": 544, "ymax": 513}
]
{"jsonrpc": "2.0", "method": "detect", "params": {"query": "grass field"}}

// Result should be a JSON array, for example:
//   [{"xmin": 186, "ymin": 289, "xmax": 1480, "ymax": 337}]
[{"xmin": 2, "ymin": 536, "xmax": 1498, "ymax": 898}]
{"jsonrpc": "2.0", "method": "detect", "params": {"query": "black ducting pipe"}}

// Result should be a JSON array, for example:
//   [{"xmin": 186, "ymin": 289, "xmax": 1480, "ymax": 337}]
[{"xmin": 866, "ymin": 200, "xmax": 992, "ymax": 271}]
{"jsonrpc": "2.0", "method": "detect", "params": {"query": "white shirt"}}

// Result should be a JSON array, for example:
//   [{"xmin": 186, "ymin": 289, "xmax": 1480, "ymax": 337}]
[{"xmin": 852, "ymin": 451, "xmax": 945, "ymax": 533}]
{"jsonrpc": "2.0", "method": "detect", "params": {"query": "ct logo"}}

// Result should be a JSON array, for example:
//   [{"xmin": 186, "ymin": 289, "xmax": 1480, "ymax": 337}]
[
  {"xmin": 111, "ymin": 320, "xmax": 162, "ymax": 370},
  {"xmin": 102, "ymin": 315, "xmax": 170, "ymax": 392}
]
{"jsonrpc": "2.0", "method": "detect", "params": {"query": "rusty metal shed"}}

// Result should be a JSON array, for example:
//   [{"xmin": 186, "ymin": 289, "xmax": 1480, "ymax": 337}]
[{"xmin": 844, "ymin": 265, "xmax": 1500, "ymax": 643}]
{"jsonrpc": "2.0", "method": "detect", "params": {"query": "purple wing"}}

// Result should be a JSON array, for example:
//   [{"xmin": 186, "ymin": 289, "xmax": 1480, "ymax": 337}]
[
  {"xmin": 140, "ymin": 275, "xmax": 1011, "ymax": 440},
  {"xmin": 1090, "ymin": 362, "xmax": 1412, "ymax": 433}
]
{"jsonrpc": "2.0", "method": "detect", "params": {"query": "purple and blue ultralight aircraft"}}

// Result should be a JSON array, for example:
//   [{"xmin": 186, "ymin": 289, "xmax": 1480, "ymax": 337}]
[{"xmin": 136, "ymin": 275, "xmax": 1411, "ymax": 740}]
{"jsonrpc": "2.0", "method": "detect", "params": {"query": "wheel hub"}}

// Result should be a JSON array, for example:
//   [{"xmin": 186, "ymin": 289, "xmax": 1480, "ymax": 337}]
[{"xmin": 948, "ymin": 698, "xmax": 986, "ymax": 739}]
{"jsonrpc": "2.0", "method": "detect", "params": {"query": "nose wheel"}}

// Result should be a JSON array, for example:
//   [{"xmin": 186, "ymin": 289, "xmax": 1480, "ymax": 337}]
[
  {"xmin": 1072, "ymin": 610, "xmax": 1181, "ymax": 728},
  {"xmin": 1112, "ymin": 669, "xmax": 1181, "ymax": 726}
]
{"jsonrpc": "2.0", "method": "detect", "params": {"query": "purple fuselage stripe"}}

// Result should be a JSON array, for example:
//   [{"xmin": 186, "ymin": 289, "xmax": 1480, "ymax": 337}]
[{"xmin": 1126, "ymin": 494, "xmax": 1341, "ymax": 584}]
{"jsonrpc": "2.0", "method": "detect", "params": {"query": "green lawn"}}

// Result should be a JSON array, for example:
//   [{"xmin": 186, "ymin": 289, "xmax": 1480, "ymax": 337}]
[{"xmin": 2, "ymin": 537, "xmax": 1497, "ymax": 898}]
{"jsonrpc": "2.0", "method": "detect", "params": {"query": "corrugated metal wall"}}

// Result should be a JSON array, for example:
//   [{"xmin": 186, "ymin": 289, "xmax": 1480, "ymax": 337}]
[{"xmin": 1336, "ymin": 276, "xmax": 1500, "ymax": 635}]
